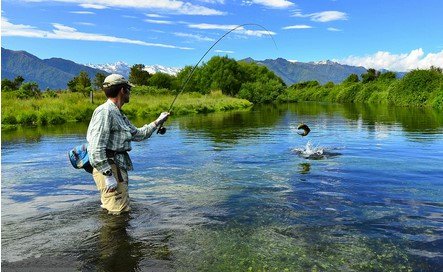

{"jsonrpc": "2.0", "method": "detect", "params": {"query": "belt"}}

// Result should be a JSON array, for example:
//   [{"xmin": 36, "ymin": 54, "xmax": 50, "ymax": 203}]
[{"xmin": 105, "ymin": 149, "xmax": 127, "ymax": 183}]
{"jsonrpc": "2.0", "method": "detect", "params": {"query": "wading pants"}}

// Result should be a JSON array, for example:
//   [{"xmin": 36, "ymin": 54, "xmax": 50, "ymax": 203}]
[{"xmin": 92, "ymin": 164, "xmax": 130, "ymax": 215}]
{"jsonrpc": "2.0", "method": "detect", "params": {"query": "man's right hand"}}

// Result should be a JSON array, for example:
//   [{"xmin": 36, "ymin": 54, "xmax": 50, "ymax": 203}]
[
  {"xmin": 104, "ymin": 175, "xmax": 118, "ymax": 192},
  {"xmin": 155, "ymin": 112, "xmax": 170, "ymax": 127}
]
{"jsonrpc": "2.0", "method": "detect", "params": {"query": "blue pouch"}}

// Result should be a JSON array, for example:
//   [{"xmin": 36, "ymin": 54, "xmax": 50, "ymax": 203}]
[{"xmin": 69, "ymin": 143, "xmax": 93, "ymax": 174}]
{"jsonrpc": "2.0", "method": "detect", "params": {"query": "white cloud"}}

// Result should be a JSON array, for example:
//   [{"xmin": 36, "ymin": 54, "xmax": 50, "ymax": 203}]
[
  {"xmin": 1, "ymin": 17, "xmax": 192, "ymax": 50},
  {"xmin": 293, "ymin": 10, "xmax": 347, "ymax": 22},
  {"xmin": 79, "ymin": 3, "xmax": 107, "ymax": 9},
  {"xmin": 75, "ymin": 22, "xmax": 95, "ymax": 26},
  {"xmin": 18, "ymin": 0, "xmax": 226, "ymax": 16},
  {"xmin": 145, "ymin": 13, "xmax": 166, "ymax": 18},
  {"xmin": 336, "ymin": 49, "xmax": 443, "ymax": 71},
  {"xmin": 250, "ymin": 0, "xmax": 294, "ymax": 9},
  {"xmin": 144, "ymin": 19, "xmax": 174, "ymax": 25},
  {"xmin": 215, "ymin": 49, "xmax": 234, "ymax": 54},
  {"xmin": 327, "ymin": 27, "xmax": 341, "ymax": 32},
  {"xmin": 188, "ymin": 23, "xmax": 238, "ymax": 30},
  {"xmin": 198, "ymin": 0, "xmax": 225, "ymax": 3},
  {"xmin": 174, "ymin": 32, "xmax": 215, "ymax": 42},
  {"xmin": 70, "ymin": 11, "xmax": 95, "ymax": 14},
  {"xmin": 188, "ymin": 23, "xmax": 276, "ymax": 37},
  {"xmin": 282, "ymin": 25, "xmax": 312, "ymax": 30}
]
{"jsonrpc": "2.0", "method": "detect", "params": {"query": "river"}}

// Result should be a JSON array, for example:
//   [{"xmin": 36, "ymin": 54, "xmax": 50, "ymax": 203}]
[{"xmin": 2, "ymin": 103, "xmax": 443, "ymax": 271}]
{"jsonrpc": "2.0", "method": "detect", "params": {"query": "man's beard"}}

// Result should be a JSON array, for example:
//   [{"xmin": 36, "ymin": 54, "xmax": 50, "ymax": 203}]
[{"xmin": 124, "ymin": 94, "xmax": 130, "ymax": 103}]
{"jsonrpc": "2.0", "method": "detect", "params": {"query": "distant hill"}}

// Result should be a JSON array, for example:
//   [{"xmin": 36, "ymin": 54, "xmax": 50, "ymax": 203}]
[
  {"xmin": 1, "ymin": 48, "xmax": 108, "ymax": 89},
  {"xmin": 243, "ymin": 57, "xmax": 368, "ymax": 85}
]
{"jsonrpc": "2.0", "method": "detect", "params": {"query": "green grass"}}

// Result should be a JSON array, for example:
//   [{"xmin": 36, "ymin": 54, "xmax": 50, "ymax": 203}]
[{"xmin": 1, "ymin": 90, "xmax": 252, "ymax": 129}]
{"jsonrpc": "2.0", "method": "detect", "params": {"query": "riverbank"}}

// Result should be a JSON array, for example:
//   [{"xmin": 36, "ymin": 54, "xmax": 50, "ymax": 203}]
[
  {"xmin": 1, "ymin": 90, "xmax": 252, "ymax": 130},
  {"xmin": 277, "ymin": 69, "xmax": 443, "ymax": 109}
]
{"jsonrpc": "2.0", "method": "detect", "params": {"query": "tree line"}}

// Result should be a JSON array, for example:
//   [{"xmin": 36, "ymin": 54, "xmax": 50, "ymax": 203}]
[{"xmin": 2, "ymin": 56, "xmax": 442, "ymax": 109}]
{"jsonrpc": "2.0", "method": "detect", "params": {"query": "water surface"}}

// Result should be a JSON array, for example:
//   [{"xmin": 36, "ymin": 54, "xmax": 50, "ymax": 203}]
[{"xmin": 2, "ymin": 103, "xmax": 443, "ymax": 271}]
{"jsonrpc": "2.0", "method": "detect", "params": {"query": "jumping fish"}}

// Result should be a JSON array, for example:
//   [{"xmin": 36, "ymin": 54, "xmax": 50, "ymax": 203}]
[{"xmin": 297, "ymin": 123, "xmax": 310, "ymax": 136}]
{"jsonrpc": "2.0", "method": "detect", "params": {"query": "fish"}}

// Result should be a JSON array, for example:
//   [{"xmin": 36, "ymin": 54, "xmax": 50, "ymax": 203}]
[{"xmin": 297, "ymin": 123, "xmax": 310, "ymax": 136}]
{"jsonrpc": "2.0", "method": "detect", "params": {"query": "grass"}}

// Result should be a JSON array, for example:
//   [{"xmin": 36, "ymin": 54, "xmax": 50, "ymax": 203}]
[{"xmin": 1, "ymin": 90, "xmax": 252, "ymax": 129}]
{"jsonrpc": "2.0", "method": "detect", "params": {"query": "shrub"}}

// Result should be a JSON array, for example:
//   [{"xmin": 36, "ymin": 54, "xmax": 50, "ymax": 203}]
[
  {"xmin": 2, "ymin": 115, "xmax": 18, "ymax": 125},
  {"xmin": 388, "ymin": 69, "xmax": 443, "ymax": 107},
  {"xmin": 17, "ymin": 112, "xmax": 38, "ymax": 125},
  {"xmin": 336, "ymin": 84, "xmax": 362, "ymax": 103}
]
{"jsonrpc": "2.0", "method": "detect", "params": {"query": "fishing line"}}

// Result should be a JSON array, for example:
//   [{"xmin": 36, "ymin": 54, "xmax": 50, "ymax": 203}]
[{"xmin": 157, "ymin": 23, "xmax": 277, "ymax": 134}]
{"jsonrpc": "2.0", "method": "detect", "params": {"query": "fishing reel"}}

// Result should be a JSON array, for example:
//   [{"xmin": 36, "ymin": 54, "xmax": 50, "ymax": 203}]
[{"xmin": 156, "ymin": 126, "xmax": 167, "ymax": 135}]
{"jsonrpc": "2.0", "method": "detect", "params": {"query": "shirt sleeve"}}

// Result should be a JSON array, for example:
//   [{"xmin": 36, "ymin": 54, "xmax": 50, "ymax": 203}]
[
  {"xmin": 127, "ymin": 120, "xmax": 158, "ymax": 142},
  {"xmin": 87, "ymin": 108, "xmax": 112, "ymax": 173}
]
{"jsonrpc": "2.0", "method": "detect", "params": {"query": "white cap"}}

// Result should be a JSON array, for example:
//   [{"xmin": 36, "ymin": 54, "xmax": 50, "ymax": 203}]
[{"xmin": 103, "ymin": 74, "xmax": 134, "ymax": 88}]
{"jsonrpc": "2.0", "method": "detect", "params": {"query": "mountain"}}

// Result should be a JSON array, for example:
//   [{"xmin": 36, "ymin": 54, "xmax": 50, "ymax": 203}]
[
  {"xmin": 1, "ymin": 48, "xmax": 108, "ymax": 89},
  {"xmin": 246, "ymin": 57, "xmax": 368, "ymax": 85},
  {"xmin": 85, "ymin": 61, "xmax": 131, "ymax": 78},
  {"xmin": 86, "ymin": 62, "xmax": 182, "ymax": 78}
]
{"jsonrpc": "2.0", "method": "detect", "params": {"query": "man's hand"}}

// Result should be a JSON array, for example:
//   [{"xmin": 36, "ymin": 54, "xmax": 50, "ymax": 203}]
[
  {"xmin": 155, "ymin": 112, "xmax": 170, "ymax": 127},
  {"xmin": 104, "ymin": 175, "xmax": 118, "ymax": 192}
]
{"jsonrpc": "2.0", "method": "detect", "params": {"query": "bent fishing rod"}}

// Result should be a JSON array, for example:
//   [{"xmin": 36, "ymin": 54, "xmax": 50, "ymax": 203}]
[
  {"xmin": 155, "ymin": 23, "xmax": 310, "ymax": 137},
  {"xmin": 156, "ymin": 23, "xmax": 277, "ymax": 135}
]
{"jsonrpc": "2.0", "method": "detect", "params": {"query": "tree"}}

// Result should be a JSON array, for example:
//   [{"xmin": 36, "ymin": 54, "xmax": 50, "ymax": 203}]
[
  {"xmin": 67, "ymin": 71, "xmax": 92, "ymax": 97},
  {"xmin": 174, "ymin": 65, "xmax": 202, "ymax": 93},
  {"xmin": 129, "ymin": 64, "xmax": 151, "ymax": 86},
  {"xmin": 93, "ymin": 72, "xmax": 107, "ymax": 90},
  {"xmin": 378, "ymin": 71, "xmax": 396, "ymax": 81},
  {"xmin": 200, "ymin": 56, "xmax": 243, "ymax": 96},
  {"xmin": 148, "ymin": 72, "xmax": 175, "ymax": 90},
  {"xmin": 1, "ymin": 76, "xmax": 25, "ymax": 91},
  {"xmin": 343, "ymin": 73, "xmax": 359, "ymax": 84},
  {"xmin": 1, "ymin": 78, "xmax": 15, "ymax": 91},
  {"xmin": 17, "ymin": 82, "xmax": 40, "ymax": 99},
  {"xmin": 361, "ymin": 68, "xmax": 380, "ymax": 83}
]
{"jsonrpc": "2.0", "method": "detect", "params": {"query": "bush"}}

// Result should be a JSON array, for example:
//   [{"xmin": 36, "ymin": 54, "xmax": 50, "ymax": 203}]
[
  {"xmin": 17, "ymin": 112, "xmax": 38, "ymax": 125},
  {"xmin": 2, "ymin": 115, "xmax": 18, "ymax": 125},
  {"xmin": 388, "ymin": 69, "xmax": 443, "ymax": 107},
  {"xmin": 17, "ymin": 82, "xmax": 41, "ymax": 99},
  {"xmin": 336, "ymin": 84, "xmax": 362, "ymax": 103},
  {"xmin": 238, "ymin": 79, "xmax": 285, "ymax": 103}
]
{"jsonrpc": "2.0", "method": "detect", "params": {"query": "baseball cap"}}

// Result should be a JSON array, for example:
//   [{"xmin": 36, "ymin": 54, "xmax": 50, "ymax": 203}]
[{"xmin": 103, "ymin": 74, "xmax": 134, "ymax": 88}]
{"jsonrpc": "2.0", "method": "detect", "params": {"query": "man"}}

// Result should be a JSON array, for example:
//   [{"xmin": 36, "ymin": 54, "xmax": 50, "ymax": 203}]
[{"xmin": 87, "ymin": 74, "xmax": 169, "ymax": 215}]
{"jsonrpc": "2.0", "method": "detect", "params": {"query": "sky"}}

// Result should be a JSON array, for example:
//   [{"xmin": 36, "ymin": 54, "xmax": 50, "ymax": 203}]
[{"xmin": 2, "ymin": 0, "xmax": 443, "ymax": 71}]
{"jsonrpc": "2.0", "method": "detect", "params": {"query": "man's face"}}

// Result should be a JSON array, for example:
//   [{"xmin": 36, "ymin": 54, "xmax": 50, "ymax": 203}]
[{"xmin": 123, "ymin": 86, "xmax": 131, "ymax": 103}]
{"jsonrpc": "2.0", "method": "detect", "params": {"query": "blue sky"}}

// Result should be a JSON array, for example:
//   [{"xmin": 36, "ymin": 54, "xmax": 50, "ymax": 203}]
[{"xmin": 2, "ymin": 0, "xmax": 443, "ymax": 71}]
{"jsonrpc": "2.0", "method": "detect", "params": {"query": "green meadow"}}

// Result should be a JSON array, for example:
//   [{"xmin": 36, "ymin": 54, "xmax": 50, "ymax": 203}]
[{"xmin": 1, "ymin": 89, "xmax": 252, "ymax": 130}]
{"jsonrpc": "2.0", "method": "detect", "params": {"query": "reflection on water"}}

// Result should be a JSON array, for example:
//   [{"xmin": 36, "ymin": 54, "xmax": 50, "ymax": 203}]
[
  {"xmin": 2, "ymin": 102, "xmax": 443, "ymax": 271},
  {"xmin": 298, "ymin": 163, "xmax": 311, "ymax": 174},
  {"xmin": 80, "ymin": 213, "xmax": 143, "ymax": 272}
]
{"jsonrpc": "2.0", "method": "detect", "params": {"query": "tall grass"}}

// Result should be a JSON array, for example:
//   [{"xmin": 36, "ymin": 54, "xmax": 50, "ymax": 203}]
[{"xmin": 1, "ymin": 90, "xmax": 252, "ymax": 128}]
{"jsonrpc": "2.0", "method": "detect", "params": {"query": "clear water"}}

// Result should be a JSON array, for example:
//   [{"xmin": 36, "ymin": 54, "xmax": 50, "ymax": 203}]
[{"xmin": 2, "ymin": 103, "xmax": 443, "ymax": 271}]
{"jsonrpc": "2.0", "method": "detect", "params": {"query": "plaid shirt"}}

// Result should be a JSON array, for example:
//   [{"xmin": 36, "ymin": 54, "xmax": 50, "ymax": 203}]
[{"xmin": 87, "ymin": 99, "xmax": 157, "ymax": 173}]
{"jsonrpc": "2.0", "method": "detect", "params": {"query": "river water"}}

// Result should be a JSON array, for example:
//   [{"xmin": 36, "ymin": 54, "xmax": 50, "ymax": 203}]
[{"xmin": 2, "ymin": 103, "xmax": 443, "ymax": 271}]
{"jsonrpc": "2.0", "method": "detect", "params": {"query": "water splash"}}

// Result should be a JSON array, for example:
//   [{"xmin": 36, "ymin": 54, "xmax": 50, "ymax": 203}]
[{"xmin": 293, "ymin": 141, "xmax": 340, "ymax": 160}]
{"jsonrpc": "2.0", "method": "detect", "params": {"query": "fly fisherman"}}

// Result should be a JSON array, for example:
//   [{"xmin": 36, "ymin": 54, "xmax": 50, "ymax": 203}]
[{"xmin": 87, "ymin": 74, "xmax": 169, "ymax": 215}]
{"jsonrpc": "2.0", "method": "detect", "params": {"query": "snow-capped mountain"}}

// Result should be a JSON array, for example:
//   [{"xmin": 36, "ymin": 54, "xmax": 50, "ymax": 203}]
[
  {"xmin": 309, "ymin": 60, "xmax": 341, "ymax": 65},
  {"xmin": 85, "ymin": 62, "xmax": 182, "ymax": 78}
]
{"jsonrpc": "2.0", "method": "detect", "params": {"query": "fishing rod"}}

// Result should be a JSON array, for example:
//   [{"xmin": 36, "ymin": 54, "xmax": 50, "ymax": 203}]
[{"xmin": 156, "ymin": 23, "xmax": 277, "ymax": 135}]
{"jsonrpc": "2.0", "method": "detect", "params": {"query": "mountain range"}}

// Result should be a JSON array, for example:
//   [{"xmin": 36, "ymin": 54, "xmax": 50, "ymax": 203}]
[
  {"xmin": 86, "ymin": 61, "xmax": 181, "ymax": 79},
  {"xmin": 248, "ymin": 58, "xmax": 368, "ymax": 85},
  {"xmin": 1, "ymin": 47, "xmax": 106, "ymax": 89},
  {"xmin": 2, "ymin": 47, "xmax": 394, "ymax": 90}
]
